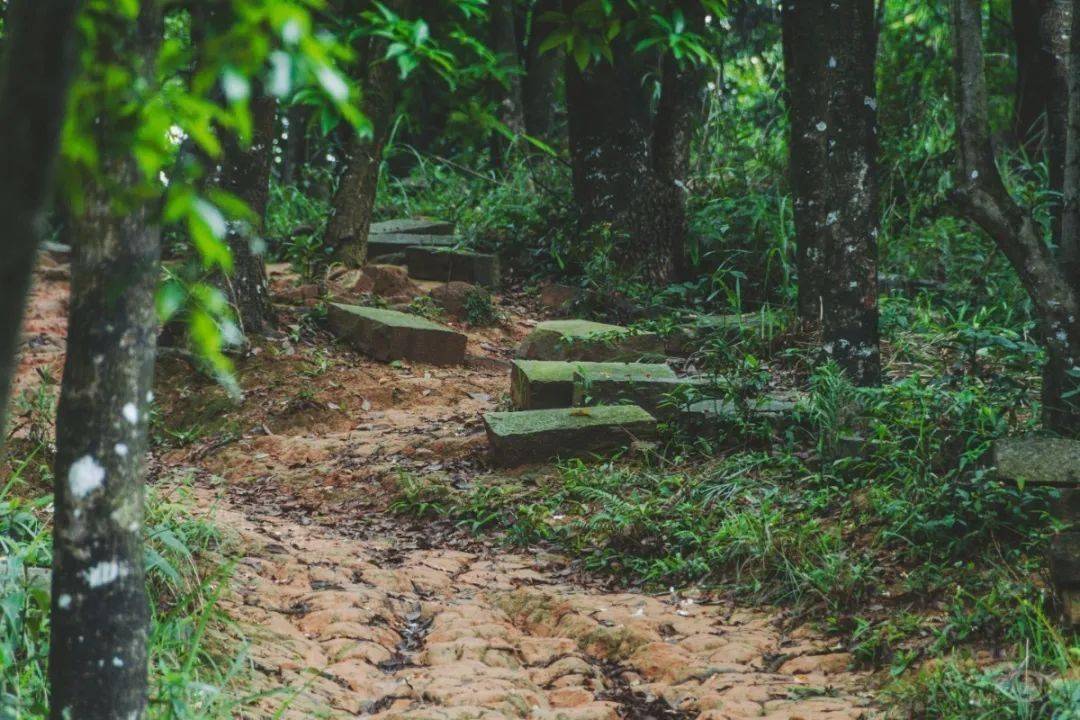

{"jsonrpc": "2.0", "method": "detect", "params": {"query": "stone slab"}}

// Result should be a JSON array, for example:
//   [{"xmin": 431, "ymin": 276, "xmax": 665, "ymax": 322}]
[
  {"xmin": 510, "ymin": 360, "xmax": 675, "ymax": 410},
  {"xmin": 516, "ymin": 320, "xmax": 663, "ymax": 362},
  {"xmin": 665, "ymin": 313, "xmax": 784, "ymax": 355},
  {"xmin": 370, "ymin": 218, "xmax": 455, "ymax": 236},
  {"xmin": 405, "ymin": 247, "xmax": 501, "ymax": 288},
  {"xmin": 483, "ymin": 405, "xmax": 657, "ymax": 466},
  {"xmin": 572, "ymin": 368, "xmax": 713, "ymax": 419},
  {"xmin": 680, "ymin": 391, "xmax": 805, "ymax": 434},
  {"xmin": 368, "ymin": 233, "xmax": 458, "ymax": 259},
  {"xmin": 993, "ymin": 437, "xmax": 1080, "ymax": 488},
  {"xmin": 327, "ymin": 303, "xmax": 466, "ymax": 365}
]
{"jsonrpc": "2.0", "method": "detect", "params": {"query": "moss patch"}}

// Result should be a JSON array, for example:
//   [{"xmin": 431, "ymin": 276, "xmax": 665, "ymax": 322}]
[
  {"xmin": 328, "ymin": 303, "xmax": 452, "ymax": 331},
  {"xmin": 485, "ymin": 405, "xmax": 656, "ymax": 437}
]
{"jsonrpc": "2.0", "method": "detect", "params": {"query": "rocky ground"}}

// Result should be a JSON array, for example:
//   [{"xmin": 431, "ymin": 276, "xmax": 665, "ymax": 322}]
[{"xmin": 13, "ymin": 257, "xmax": 878, "ymax": 719}]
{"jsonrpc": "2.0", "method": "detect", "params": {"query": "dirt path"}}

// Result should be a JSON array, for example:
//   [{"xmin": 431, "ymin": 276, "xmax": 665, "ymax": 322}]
[{"xmin": 14, "ymin": 260, "xmax": 876, "ymax": 719}]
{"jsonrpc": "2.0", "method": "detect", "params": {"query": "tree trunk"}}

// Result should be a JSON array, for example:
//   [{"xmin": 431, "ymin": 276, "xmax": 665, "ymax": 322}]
[
  {"xmin": 219, "ymin": 95, "xmax": 276, "ymax": 335},
  {"xmin": 325, "ymin": 3, "xmax": 409, "ymax": 267},
  {"xmin": 49, "ymin": 7, "xmax": 162, "ymax": 717},
  {"xmin": 0, "ymin": 0, "xmax": 83, "ymax": 434},
  {"xmin": 281, "ymin": 104, "xmax": 310, "ymax": 187},
  {"xmin": 1041, "ymin": 0, "xmax": 1071, "ymax": 245},
  {"xmin": 489, "ymin": 0, "xmax": 527, "ymax": 167},
  {"xmin": 523, "ymin": 0, "xmax": 561, "ymax": 138},
  {"xmin": 819, "ymin": 0, "xmax": 881, "ymax": 386},
  {"xmin": 952, "ymin": 0, "xmax": 1080, "ymax": 434},
  {"xmin": 1013, "ymin": 0, "xmax": 1054, "ymax": 151},
  {"xmin": 782, "ymin": 0, "xmax": 829, "ymax": 321}
]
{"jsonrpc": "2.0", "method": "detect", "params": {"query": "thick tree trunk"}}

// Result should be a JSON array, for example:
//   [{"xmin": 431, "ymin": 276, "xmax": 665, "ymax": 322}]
[
  {"xmin": 819, "ymin": 0, "xmax": 881, "ymax": 386},
  {"xmin": 1013, "ymin": 0, "xmax": 1054, "ymax": 150},
  {"xmin": 952, "ymin": 0, "xmax": 1080, "ymax": 434},
  {"xmin": 49, "ymin": 7, "xmax": 162, "ymax": 716},
  {"xmin": 0, "ymin": 0, "xmax": 83, "ymax": 434},
  {"xmin": 523, "ymin": 0, "xmax": 561, "ymax": 138},
  {"xmin": 219, "ymin": 96, "xmax": 276, "ymax": 335},
  {"xmin": 782, "ymin": 0, "xmax": 829, "ymax": 321},
  {"xmin": 490, "ymin": 0, "xmax": 527, "ymax": 167}
]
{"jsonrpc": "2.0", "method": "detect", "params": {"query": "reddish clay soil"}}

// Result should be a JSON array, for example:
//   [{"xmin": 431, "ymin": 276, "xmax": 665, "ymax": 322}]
[{"xmin": 10, "ymin": 257, "xmax": 876, "ymax": 719}]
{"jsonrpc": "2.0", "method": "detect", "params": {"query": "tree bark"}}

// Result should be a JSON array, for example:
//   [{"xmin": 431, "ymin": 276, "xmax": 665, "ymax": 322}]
[
  {"xmin": 0, "ymin": 0, "xmax": 83, "ymax": 435},
  {"xmin": 49, "ymin": 7, "xmax": 162, "ymax": 717},
  {"xmin": 819, "ymin": 0, "xmax": 881, "ymax": 386},
  {"xmin": 782, "ymin": 0, "xmax": 829, "ymax": 321},
  {"xmin": 1013, "ymin": 0, "xmax": 1054, "ymax": 151},
  {"xmin": 523, "ymin": 0, "xmax": 561, "ymax": 138},
  {"xmin": 1041, "ymin": 0, "xmax": 1071, "ymax": 245},
  {"xmin": 563, "ymin": 2, "xmax": 705, "ymax": 285},
  {"xmin": 952, "ymin": 0, "xmax": 1080, "ymax": 434},
  {"xmin": 324, "ymin": 2, "xmax": 409, "ymax": 267},
  {"xmin": 219, "ymin": 95, "xmax": 277, "ymax": 335}
]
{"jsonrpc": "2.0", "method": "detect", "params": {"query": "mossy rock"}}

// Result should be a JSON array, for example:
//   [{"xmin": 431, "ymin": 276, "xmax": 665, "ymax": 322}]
[
  {"xmin": 483, "ymin": 405, "xmax": 656, "ymax": 467},
  {"xmin": 327, "ymin": 303, "xmax": 466, "ymax": 365},
  {"xmin": 680, "ymin": 391, "xmax": 806, "ymax": 434},
  {"xmin": 369, "ymin": 218, "xmax": 455, "ymax": 236},
  {"xmin": 516, "ymin": 320, "xmax": 663, "ymax": 362},
  {"xmin": 993, "ymin": 437, "xmax": 1080, "ymax": 488},
  {"xmin": 405, "ymin": 246, "xmax": 500, "ymax": 288},
  {"xmin": 368, "ymin": 233, "xmax": 457, "ymax": 259},
  {"xmin": 572, "ymin": 367, "xmax": 712, "ymax": 418},
  {"xmin": 511, "ymin": 360, "xmax": 675, "ymax": 410}
]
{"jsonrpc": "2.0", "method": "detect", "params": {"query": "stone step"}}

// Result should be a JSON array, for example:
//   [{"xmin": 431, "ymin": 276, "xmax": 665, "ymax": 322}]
[
  {"xmin": 573, "ymin": 367, "xmax": 714, "ymax": 419},
  {"xmin": 993, "ymin": 437, "xmax": 1080, "ymax": 487},
  {"xmin": 484, "ymin": 405, "xmax": 657, "ymax": 467},
  {"xmin": 368, "ymin": 233, "xmax": 457, "ymax": 260},
  {"xmin": 327, "ymin": 303, "xmax": 466, "ymax": 365},
  {"xmin": 510, "ymin": 360, "xmax": 676, "ymax": 410},
  {"xmin": 680, "ymin": 391, "xmax": 805, "ymax": 434},
  {"xmin": 516, "ymin": 320, "xmax": 663, "ymax": 362},
  {"xmin": 405, "ymin": 247, "xmax": 500, "ymax": 288},
  {"xmin": 665, "ymin": 313, "xmax": 785, "ymax": 355},
  {"xmin": 370, "ymin": 218, "xmax": 455, "ymax": 236}
]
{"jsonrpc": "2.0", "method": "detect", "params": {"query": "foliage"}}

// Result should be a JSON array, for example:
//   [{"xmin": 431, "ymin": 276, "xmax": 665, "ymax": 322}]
[{"xmin": 0, "ymin": 466, "xmax": 247, "ymax": 718}]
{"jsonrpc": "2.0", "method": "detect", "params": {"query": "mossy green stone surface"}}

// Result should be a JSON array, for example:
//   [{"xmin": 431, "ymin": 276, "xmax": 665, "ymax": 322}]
[
  {"xmin": 993, "ymin": 437, "xmax": 1080, "ymax": 487},
  {"xmin": 369, "ymin": 218, "xmax": 455, "ymax": 235},
  {"xmin": 368, "ymin": 233, "xmax": 457, "ymax": 259},
  {"xmin": 405, "ymin": 246, "xmax": 500, "ymax": 287},
  {"xmin": 511, "ymin": 360, "xmax": 674, "ymax": 409},
  {"xmin": 573, "ymin": 370, "xmax": 709, "ymax": 418},
  {"xmin": 681, "ymin": 391, "xmax": 805, "ymax": 433},
  {"xmin": 327, "ymin": 303, "xmax": 466, "ymax": 365},
  {"xmin": 484, "ymin": 405, "xmax": 657, "ymax": 466},
  {"xmin": 516, "ymin": 320, "xmax": 663, "ymax": 362}
]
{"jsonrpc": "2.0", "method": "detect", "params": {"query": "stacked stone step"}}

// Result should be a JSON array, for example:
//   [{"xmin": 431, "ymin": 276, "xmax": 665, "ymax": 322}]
[
  {"xmin": 327, "ymin": 303, "xmax": 467, "ymax": 365},
  {"xmin": 993, "ymin": 437, "xmax": 1080, "ymax": 626},
  {"xmin": 368, "ymin": 218, "xmax": 501, "ymax": 289}
]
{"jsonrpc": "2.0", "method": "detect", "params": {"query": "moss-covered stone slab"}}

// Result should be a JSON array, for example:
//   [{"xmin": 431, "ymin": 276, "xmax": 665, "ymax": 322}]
[
  {"xmin": 572, "ymin": 367, "xmax": 710, "ymax": 418},
  {"xmin": 680, "ymin": 391, "xmax": 806, "ymax": 434},
  {"xmin": 405, "ymin": 247, "xmax": 500, "ymax": 288},
  {"xmin": 510, "ymin": 360, "xmax": 675, "ymax": 410},
  {"xmin": 327, "ymin": 303, "xmax": 466, "ymax": 365},
  {"xmin": 370, "ymin": 218, "xmax": 455, "ymax": 236},
  {"xmin": 993, "ymin": 437, "xmax": 1080, "ymax": 487},
  {"xmin": 368, "ymin": 233, "xmax": 458, "ymax": 259},
  {"xmin": 484, "ymin": 405, "xmax": 657, "ymax": 467},
  {"xmin": 665, "ymin": 313, "xmax": 787, "ymax": 355},
  {"xmin": 516, "ymin": 320, "xmax": 664, "ymax": 362}
]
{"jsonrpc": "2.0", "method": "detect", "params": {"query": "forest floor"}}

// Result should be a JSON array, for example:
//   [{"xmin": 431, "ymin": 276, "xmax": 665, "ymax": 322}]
[{"xmin": 15, "ymin": 256, "xmax": 879, "ymax": 719}]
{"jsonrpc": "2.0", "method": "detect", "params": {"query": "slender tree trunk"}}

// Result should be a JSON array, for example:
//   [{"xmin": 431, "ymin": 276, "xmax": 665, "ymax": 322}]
[
  {"xmin": 219, "ymin": 96, "xmax": 276, "ymax": 335},
  {"xmin": 819, "ymin": 0, "xmax": 881, "ymax": 386},
  {"xmin": 952, "ymin": 0, "xmax": 1080, "ymax": 434},
  {"xmin": 0, "ymin": 0, "xmax": 83, "ymax": 434},
  {"xmin": 1013, "ymin": 0, "xmax": 1053, "ymax": 151},
  {"xmin": 325, "ymin": 1, "xmax": 411, "ymax": 267},
  {"xmin": 1064, "ymin": 0, "xmax": 1080, "ymax": 289},
  {"xmin": 1041, "ymin": 0, "xmax": 1071, "ymax": 245},
  {"xmin": 281, "ymin": 104, "xmax": 310, "ymax": 187},
  {"xmin": 782, "ymin": 0, "xmax": 829, "ymax": 321},
  {"xmin": 523, "ymin": 0, "xmax": 561, "ymax": 138},
  {"xmin": 489, "ymin": 0, "xmax": 526, "ymax": 167},
  {"xmin": 49, "ymin": 7, "xmax": 162, "ymax": 717}
]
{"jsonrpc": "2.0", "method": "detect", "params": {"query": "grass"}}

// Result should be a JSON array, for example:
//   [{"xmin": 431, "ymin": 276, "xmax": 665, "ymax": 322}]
[{"xmin": 0, "ymin": 457, "xmax": 252, "ymax": 719}]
